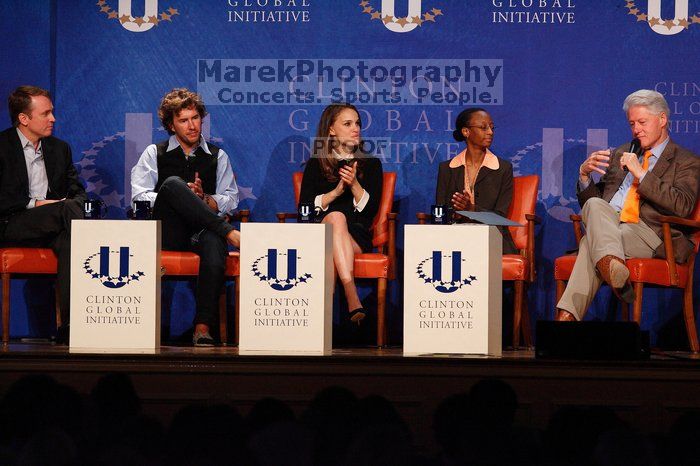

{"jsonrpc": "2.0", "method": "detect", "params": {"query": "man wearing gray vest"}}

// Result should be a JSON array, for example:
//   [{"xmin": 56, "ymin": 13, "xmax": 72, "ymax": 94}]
[
  {"xmin": 556, "ymin": 89, "xmax": 699, "ymax": 321},
  {"xmin": 131, "ymin": 88, "xmax": 240, "ymax": 346}
]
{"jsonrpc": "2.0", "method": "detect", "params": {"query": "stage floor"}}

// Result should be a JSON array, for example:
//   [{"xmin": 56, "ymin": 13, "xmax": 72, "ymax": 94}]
[{"xmin": 2, "ymin": 343, "xmax": 700, "ymax": 453}]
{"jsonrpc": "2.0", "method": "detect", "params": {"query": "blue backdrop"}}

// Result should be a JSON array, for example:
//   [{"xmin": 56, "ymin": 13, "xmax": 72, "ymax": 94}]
[{"xmin": 1, "ymin": 0, "xmax": 698, "ymax": 346}]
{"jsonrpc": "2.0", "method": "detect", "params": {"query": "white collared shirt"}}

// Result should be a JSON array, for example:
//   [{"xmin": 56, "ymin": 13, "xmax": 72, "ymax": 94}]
[
  {"xmin": 17, "ymin": 128, "xmax": 49, "ymax": 209},
  {"xmin": 130, "ymin": 134, "xmax": 239, "ymax": 215}
]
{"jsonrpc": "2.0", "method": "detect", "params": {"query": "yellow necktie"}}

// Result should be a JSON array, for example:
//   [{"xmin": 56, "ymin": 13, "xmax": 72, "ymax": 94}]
[{"xmin": 619, "ymin": 150, "xmax": 653, "ymax": 223}]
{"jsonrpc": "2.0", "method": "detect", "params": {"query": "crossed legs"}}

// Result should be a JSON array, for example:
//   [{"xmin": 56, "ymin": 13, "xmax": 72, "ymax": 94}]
[
  {"xmin": 557, "ymin": 198, "xmax": 660, "ymax": 320},
  {"xmin": 153, "ymin": 176, "xmax": 239, "ymax": 343},
  {"xmin": 322, "ymin": 211, "xmax": 363, "ymax": 314}
]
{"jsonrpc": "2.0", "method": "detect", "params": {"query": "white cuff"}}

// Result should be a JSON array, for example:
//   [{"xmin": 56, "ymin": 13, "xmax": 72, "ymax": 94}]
[
  {"xmin": 314, "ymin": 194, "xmax": 329, "ymax": 211},
  {"xmin": 353, "ymin": 190, "xmax": 369, "ymax": 212}
]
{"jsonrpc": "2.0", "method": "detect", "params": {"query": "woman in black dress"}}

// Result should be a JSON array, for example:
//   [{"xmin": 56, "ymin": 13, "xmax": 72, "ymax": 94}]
[
  {"xmin": 435, "ymin": 107, "xmax": 517, "ymax": 254},
  {"xmin": 299, "ymin": 103, "xmax": 383, "ymax": 324}
]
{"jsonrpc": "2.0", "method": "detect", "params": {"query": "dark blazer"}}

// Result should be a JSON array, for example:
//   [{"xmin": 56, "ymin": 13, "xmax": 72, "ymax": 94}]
[
  {"xmin": 0, "ymin": 127, "xmax": 86, "ymax": 221},
  {"xmin": 436, "ymin": 155, "xmax": 517, "ymax": 254},
  {"xmin": 577, "ymin": 139, "xmax": 699, "ymax": 262}
]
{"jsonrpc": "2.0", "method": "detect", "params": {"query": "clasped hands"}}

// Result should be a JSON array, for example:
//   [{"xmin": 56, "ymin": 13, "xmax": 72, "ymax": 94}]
[
  {"xmin": 451, "ymin": 186, "xmax": 474, "ymax": 211},
  {"xmin": 579, "ymin": 149, "xmax": 646, "ymax": 182},
  {"xmin": 333, "ymin": 161, "xmax": 359, "ymax": 196}
]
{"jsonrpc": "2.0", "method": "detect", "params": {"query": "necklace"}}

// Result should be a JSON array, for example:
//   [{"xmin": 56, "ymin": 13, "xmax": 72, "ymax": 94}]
[{"xmin": 463, "ymin": 152, "xmax": 485, "ymax": 193}]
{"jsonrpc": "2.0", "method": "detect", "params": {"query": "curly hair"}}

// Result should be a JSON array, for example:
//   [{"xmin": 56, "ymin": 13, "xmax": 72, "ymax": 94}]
[{"xmin": 158, "ymin": 88, "xmax": 208, "ymax": 135}]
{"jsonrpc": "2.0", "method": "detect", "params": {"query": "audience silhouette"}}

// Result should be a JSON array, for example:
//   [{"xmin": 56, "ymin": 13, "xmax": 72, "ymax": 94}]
[{"xmin": 0, "ymin": 373, "xmax": 688, "ymax": 465}]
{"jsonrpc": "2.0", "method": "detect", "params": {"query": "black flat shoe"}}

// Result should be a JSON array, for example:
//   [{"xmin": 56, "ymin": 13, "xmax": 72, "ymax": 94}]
[{"xmin": 349, "ymin": 308, "xmax": 367, "ymax": 325}]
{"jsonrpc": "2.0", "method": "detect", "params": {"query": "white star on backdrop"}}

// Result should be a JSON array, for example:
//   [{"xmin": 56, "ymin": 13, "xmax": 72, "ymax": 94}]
[{"xmin": 238, "ymin": 186, "xmax": 257, "ymax": 201}]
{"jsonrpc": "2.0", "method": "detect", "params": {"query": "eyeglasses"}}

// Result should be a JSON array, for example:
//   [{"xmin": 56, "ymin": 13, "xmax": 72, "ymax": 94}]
[{"xmin": 467, "ymin": 124, "xmax": 496, "ymax": 131}]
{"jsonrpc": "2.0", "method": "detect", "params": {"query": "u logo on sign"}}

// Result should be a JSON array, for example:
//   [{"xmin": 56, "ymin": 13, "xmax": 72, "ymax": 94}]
[
  {"xmin": 83, "ymin": 246, "xmax": 146, "ymax": 289},
  {"xmin": 431, "ymin": 251, "xmax": 462, "ymax": 293},
  {"xmin": 251, "ymin": 248, "xmax": 312, "ymax": 291},
  {"xmin": 416, "ymin": 251, "xmax": 476, "ymax": 294},
  {"xmin": 267, "ymin": 249, "xmax": 298, "ymax": 291}
]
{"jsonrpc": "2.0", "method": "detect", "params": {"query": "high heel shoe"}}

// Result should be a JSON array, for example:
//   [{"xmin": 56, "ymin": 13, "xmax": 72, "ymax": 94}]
[{"xmin": 349, "ymin": 307, "xmax": 367, "ymax": 325}]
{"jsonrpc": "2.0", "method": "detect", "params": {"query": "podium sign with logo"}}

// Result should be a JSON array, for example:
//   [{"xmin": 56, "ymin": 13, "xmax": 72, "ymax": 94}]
[
  {"xmin": 70, "ymin": 220, "xmax": 161, "ymax": 351},
  {"xmin": 239, "ymin": 223, "xmax": 333, "ymax": 354},
  {"xmin": 404, "ymin": 224, "xmax": 502, "ymax": 356}
]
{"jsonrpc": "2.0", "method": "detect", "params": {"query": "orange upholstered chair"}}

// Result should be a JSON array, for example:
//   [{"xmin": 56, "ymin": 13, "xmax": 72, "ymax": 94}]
[
  {"xmin": 160, "ymin": 210, "xmax": 248, "ymax": 345},
  {"xmin": 160, "ymin": 250, "xmax": 240, "ymax": 345},
  {"xmin": 1, "ymin": 248, "xmax": 60, "ymax": 343},
  {"xmin": 276, "ymin": 171, "xmax": 397, "ymax": 347},
  {"xmin": 0, "ymin": 212, "xmax": 247, "ymax": 345},
  {"xmin": 554, "ymin": 199, "xmax": 700, "ymax": 352},
  {"xmin": 417, "ymin": 175, "xmax": 541, "ymax": 348}
]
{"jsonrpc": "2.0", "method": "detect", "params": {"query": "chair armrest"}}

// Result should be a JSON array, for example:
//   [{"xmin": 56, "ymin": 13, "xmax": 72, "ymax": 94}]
[
  {"xmin": 658, "ymin": 215, "xmax": 700, "ymax": 286},
  {"xmin": 387, "ymin": 213, "xmax": 397, "ymax": 280},
  {"xmin": 657, "ymin": 215, "xmax": 700, "ymax": 229},
  {"xmin": 570, "ymin": 214, "xmax": 584, "ymax": 245},
  {"xmin": 524, "ymin": 214, "xmax": 540, "ymax": 282},
  {"xmin": 231, "ymin": 209, "xmax": 250, "ymax": 223},
  {"xmin": 416, "ymin": 212, "xmax": 429, "ymax": 225},
  {"xmin": 276, "ymin": 212, "xmax": 296, "ymax": 223},
  {"xmin": 525, "ymin": 213, "xmax": 541, "ymax": 224}
]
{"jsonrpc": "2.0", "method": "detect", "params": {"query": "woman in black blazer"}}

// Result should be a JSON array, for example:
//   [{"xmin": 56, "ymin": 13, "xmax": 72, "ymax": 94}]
[
  {"xmin": 435, "ymin": 108, "xmax": 517, "ymax": 254},
  {"xmin": 299, "ymin": 103, "xmax": 383, "ymax": 325}
]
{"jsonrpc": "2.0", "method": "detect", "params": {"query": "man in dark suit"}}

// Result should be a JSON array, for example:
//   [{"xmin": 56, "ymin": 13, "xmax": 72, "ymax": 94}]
[
  {"xmin": 557, "ymin": 89, "xmax": 700, "ymax": 321},
  {"xmin": 0, "ymin": 86, "xmax": 86, "ymax": 341}
]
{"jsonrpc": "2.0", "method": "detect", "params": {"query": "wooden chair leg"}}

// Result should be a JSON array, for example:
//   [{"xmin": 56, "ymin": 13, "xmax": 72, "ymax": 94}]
[
  {"xmin": 683, "ymin": 267, "xmax": 699, "ymax": 353},
  {"xmin": 55, "ymin": 285, "xmax": 62, "ymax": 330},
  {"xmin": 512, "ymin": 280, "xmax": 524, "ymax": 348},
  {"xmin": 219, "ymin": 287, "xmax": 228, "ymax": 346},
  {"xmin": 520, "ymin": 285, "xmax": 532, "ymax": 348},
  {"xmin": 377, "ymin": 277, "xmax": 387, "ymax": 347},
  {"xmin": 632, "ymin": 282, "xmax": 644, "ymax": 324},
  {"xmin": 234, "ymin": 276, "xmax": 240, "ymax": 347},
  {"xmin": 2, "ymin": 273, "xmax": 10, "ymax": 344},
  {"xmin": 619, "ymin": 302, "xmax": 629, "ymax": 322}
]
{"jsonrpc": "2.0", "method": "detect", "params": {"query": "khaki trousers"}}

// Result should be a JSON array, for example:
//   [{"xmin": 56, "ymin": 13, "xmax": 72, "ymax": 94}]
[{"xmin": 556, "ymin": 197, "xmax": 662, "ymax": 320}]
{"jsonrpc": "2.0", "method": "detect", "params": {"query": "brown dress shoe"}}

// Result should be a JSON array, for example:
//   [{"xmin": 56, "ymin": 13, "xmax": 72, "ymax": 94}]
[
  {"xmin": 595, "ymin": 255, "xmax": 635, "ymax": 303},
  {"xmin": 556, "ymin": 309, "xmax": 577, "ymax": 321}
]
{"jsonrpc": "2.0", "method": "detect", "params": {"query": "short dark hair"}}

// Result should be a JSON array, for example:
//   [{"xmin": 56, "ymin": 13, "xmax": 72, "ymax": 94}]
[
  {"xmin": 452, "ymin": 107, "xmax": 488, "ymax": 142},
  {"xmin": 8, "ymin": 86, "xmax": 51, "ymax": 127},
  {"xmin": 158, "ymin": 88, "xmax": 208, "ymax": 135}
]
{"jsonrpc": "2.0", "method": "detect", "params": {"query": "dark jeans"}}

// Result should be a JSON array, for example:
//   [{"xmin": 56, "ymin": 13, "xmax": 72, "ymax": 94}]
[
  {"xmin": 153, "ymin": 176, "xmax": 233, "ymax": 328},
  {"xmin": 1, "ymin": 199, "xmax": 84, "ymax": 325}
]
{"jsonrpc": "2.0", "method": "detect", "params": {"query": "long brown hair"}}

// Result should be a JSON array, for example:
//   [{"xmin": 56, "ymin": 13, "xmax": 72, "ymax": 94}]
[{"xmin": 312, "ymin": 103, "xmax": 365, "ymax": 182}]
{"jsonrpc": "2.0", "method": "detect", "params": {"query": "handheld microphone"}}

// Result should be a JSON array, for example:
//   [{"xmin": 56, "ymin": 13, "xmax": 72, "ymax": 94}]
[{"xmin": 623, "ymin": 138, "xmax": 643, "ymax": 172}]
